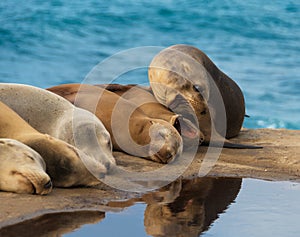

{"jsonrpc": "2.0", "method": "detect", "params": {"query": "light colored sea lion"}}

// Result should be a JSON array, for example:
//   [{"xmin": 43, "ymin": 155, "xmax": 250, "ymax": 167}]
[
  {"xmin": 0, "ymin": 83, "xmax": 116, "ymax": 174},
  {"xmin": 0, "ymin": 100, "xmax": 105, "ymax": 187},
  {"xmin": 47, "ymin": 84, "xmax": 183, "ymax": 164},
  {"xmin": 95, "ymin": 83, "xmax": 204, "ymax": 146},
  {"xmin": 0, "ymin": 138, "xmax": 52, "ymax": 195},
  {"xmin": 149, "ymin": 44, "xmax": 262, "ymax": 149}
]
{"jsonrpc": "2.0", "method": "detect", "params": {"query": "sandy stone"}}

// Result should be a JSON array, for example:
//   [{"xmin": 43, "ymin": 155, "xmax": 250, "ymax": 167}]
[{"xmin": 0, "ymin": 128, "xmax": 299, "ymax": 233}]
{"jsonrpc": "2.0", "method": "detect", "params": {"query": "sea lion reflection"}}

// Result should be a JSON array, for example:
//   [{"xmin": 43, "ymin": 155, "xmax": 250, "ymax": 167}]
[
  {"xmin": 143, "ymin": 177, "xmax": 242, "ymax": 237},
  {"xmin": 0, "ymin": 211, "xmax": 105, "ymax": 237}
]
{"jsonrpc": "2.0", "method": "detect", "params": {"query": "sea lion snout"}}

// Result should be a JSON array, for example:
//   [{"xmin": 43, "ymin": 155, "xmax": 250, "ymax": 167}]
[
  {"xmin": 44, "ymin": 180, "xmax": 52, "ymax": 189},
  {"xmin": 0, "ymin": 139, "xmax": 52, "ymax": 195},
  {"xmin": 149, "ymin": 121, "xmax": 183, "ymax": 163}
]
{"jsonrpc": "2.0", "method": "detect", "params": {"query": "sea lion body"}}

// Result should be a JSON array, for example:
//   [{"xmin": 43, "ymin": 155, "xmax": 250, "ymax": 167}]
[
  {"xmin": 0, "ymin": 138, "xmax": 52, "ymax": 195},
  {"xmin": 48, "ymin": 84, "xmax": 183, "ymax": 163},
  {"xmin": 0, "ymin": 101, "xmax": 103, "ymax": 187},
  {"xmin": 96, "ymin": 84, "xmax": 203, "ymax": 146},
  {"xmin": 149, "ymin": 46, "xmax": 214, "ymax": 142},
  {"xmin": 167, "ymin": 44, "xmax": 245, "ymax": 138},
  {"xmin": 149, "ymin": 45, "xmax": 261, "ymax": 149},
  {"xmin": 0, "ymin": 83, "xmax": 115, "ymax": 174},
  {"xmin": 149, "ymin": 44, "xmax": 245, "ymax": 139}
]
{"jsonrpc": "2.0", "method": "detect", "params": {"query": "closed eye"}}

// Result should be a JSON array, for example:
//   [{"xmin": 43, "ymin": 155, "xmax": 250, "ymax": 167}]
[
  {"xmin": 25, "ymin": 155, "xmax": 35, "ymax": 161},
  {"xmin": 107, "ymin": 139, "xmax": 112, "ymax": 151}
]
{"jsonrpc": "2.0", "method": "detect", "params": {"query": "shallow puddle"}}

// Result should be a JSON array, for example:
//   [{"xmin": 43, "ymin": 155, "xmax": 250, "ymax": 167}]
[{"xmin": 1, "ymin": 177, "xmax": 299, "ymax": 237}]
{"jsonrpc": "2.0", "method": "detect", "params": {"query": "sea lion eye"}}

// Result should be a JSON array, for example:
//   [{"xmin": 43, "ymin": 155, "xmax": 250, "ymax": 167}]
[
  {"xmin": 107, "ymin": 139, "xmax": 112, "ymax": 150},
  {"xmin": 26, "ymin": 155, "xmax": 35, "ymax": 161},
  {"xmin": 193, "ymin": 85, "xmax": 201, "ymax": 92}
]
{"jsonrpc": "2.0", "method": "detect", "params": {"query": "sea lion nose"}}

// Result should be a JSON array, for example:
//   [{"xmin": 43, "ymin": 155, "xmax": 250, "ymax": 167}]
[
  {"xmin": 165, "ymin": 151, "xmax": 173, "ymax": 160},
  {"xmin": 104, "ymin": 161, "xmax": 111, "ymax": 170},
  {"xmin": 98, "ymin": 172, "xmax": 106, "ymax": 179},
  {"xmin": 44, "ymin": 180, "xmax": 52, "ymax": 189},
  {"xmin": 199, "ymin": 133, "xmax": 205, "ymax": 143},
  {"xmin": 162, "ymin": 148, "xmax": 176, "ymax": 163}
]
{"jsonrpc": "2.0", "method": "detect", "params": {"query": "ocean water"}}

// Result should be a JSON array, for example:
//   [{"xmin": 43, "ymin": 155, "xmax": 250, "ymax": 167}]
[{"xmin": 0, "ymin": 0, "xmax": 299, "ymax": 129}]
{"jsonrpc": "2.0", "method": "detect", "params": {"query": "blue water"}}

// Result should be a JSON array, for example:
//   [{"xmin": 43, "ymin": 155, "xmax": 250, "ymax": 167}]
[
  {"xmin": 65, "ymin": 179, "xmax": 300, "ymax": 237},
  {"xmin": 0, "ymin": 0, "xmax": 299, "ymax": 130}
]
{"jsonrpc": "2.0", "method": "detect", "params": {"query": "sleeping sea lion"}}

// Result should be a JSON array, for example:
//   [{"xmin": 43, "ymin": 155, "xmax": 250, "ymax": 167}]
[
  {"xmin": 47, "ymin": 84, "xmax": 183, "ymax": 164},
  {"xmin": 0, "ymin": 138, "xmax": 52, "ymax": 195},
  {"xmin": 0, "ymin": 101, "xmax": 103, "ymax": 187},
  {"xmin": 0, "ymin": 83, "xmax": 116, "ymax": 174},
  {"xmin": 149, "ymin": 45, "xmax": 262, "ymax": 149},
  {"xmin": 95, "ymin": 83, "xmax": 203, "ymax": 147}
]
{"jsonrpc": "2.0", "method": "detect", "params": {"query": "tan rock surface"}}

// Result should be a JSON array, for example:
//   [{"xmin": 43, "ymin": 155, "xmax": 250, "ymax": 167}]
[{"xmin": 0, "ymin": 128, "xmax": 299, "ymax": 233}]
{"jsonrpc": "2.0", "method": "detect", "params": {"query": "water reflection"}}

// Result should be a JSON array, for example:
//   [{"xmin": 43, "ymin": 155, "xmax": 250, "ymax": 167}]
[
  {"xmin": 143, "ymin": 177, "xmax": 242, "ymax": 237},
  {"xmin": 107, "ymin": 177, "xmax": 242, "ymax": 237},
  {"xmin": 0, "ymin": 177, "xmax": 241, "ymax": 237},
  {"xmin": 0, "ymin": 211, "xmax": 104, "ymax": 237}
]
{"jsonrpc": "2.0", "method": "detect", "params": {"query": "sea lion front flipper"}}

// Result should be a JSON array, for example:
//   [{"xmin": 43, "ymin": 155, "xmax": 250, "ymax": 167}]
[{"xmin": 208, "ymin": 141, "xmax": 263, "ymax": 149}]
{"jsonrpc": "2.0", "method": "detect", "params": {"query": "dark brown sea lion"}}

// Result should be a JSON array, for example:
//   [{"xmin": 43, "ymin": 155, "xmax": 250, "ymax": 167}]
[
  {"xmin": 47, "ymin": 84, "xmax": 183, "ymax": 164},
  {"xmin": 167, "ymin": 44, "xmax": 245, "ymax": 138},
  {"xmin": 149, "ymin": 44, "xmax": 262, "ymax": 149}
]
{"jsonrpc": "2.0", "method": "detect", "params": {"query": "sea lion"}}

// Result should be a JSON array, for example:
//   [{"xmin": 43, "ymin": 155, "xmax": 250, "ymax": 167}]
[
  {"xmin": 0, "ymin": 138, "xmax": 52, "ymax": 195},
  {"xmin": 95, "ymin": 83, "xmax": 203, "ymax": 146},
  {"xmin": 149, "ymin": 44, "xmax": 262, "ymax": 149},
  {"xmin": 47, "ymin": 84, "xmax": 183, "ymax": 164},
  {"xmin": 0, "ymin": 83, "xmax": 116, "ymax": 173},
  {"xmin": 166, "ymin": 44, "xmax": 245, "ymax": 138},
  {"xmin": 0, "ymin": 101, "xmax": 103, "ymax": 187}
]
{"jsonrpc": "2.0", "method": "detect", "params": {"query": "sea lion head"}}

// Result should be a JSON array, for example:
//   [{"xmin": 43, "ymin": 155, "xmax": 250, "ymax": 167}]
[
  {"xmin": 148, "ymin": 119, "xmax": 183, "ymax": 164},
  {"xmin": 24, "ymin": 134, "xmax": 110, "ymax": 187},
  {"xmin": 149, "ymin": 47, "xmax": 217, "ymax": 143},
  {"xmin": 0, "ymin": 139, "xmax": 52, "ymax": 195},
  {"xmin": 59, "ymin": 108, "xmax": 116, "ymax": 175},
  {"xmin": 149, "ymin": 70, "xmax": 212, "ymax": 143}
]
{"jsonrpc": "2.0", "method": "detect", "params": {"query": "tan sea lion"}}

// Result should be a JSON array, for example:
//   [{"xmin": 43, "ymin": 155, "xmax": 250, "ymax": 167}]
[
  {"xmin": 0, "ymin": 101, "xmax": 103, "ymax": 187},
  {"xmin": 149, "ymin": 44, "xmax": 262, "ymax": 149},
  {"xmin": 95, "ymin": 83, "xmax": 203, "ymax": 146},
  {"xmin": 47, "ymin": 84, "xmax": 183, "ymax": 164},
  {"xmin": 0, "ymin": 83, "xmax": 116, "ymax": 173},
  {"xmin": 0, "ymin": 138, "xmax": 52, "ymax": 195}
]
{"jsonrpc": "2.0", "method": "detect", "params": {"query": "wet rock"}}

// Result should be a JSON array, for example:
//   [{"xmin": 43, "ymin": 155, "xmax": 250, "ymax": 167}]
[{"xmin": 0, "ymin": 128, "xmax": 299, "ymax": 233}]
